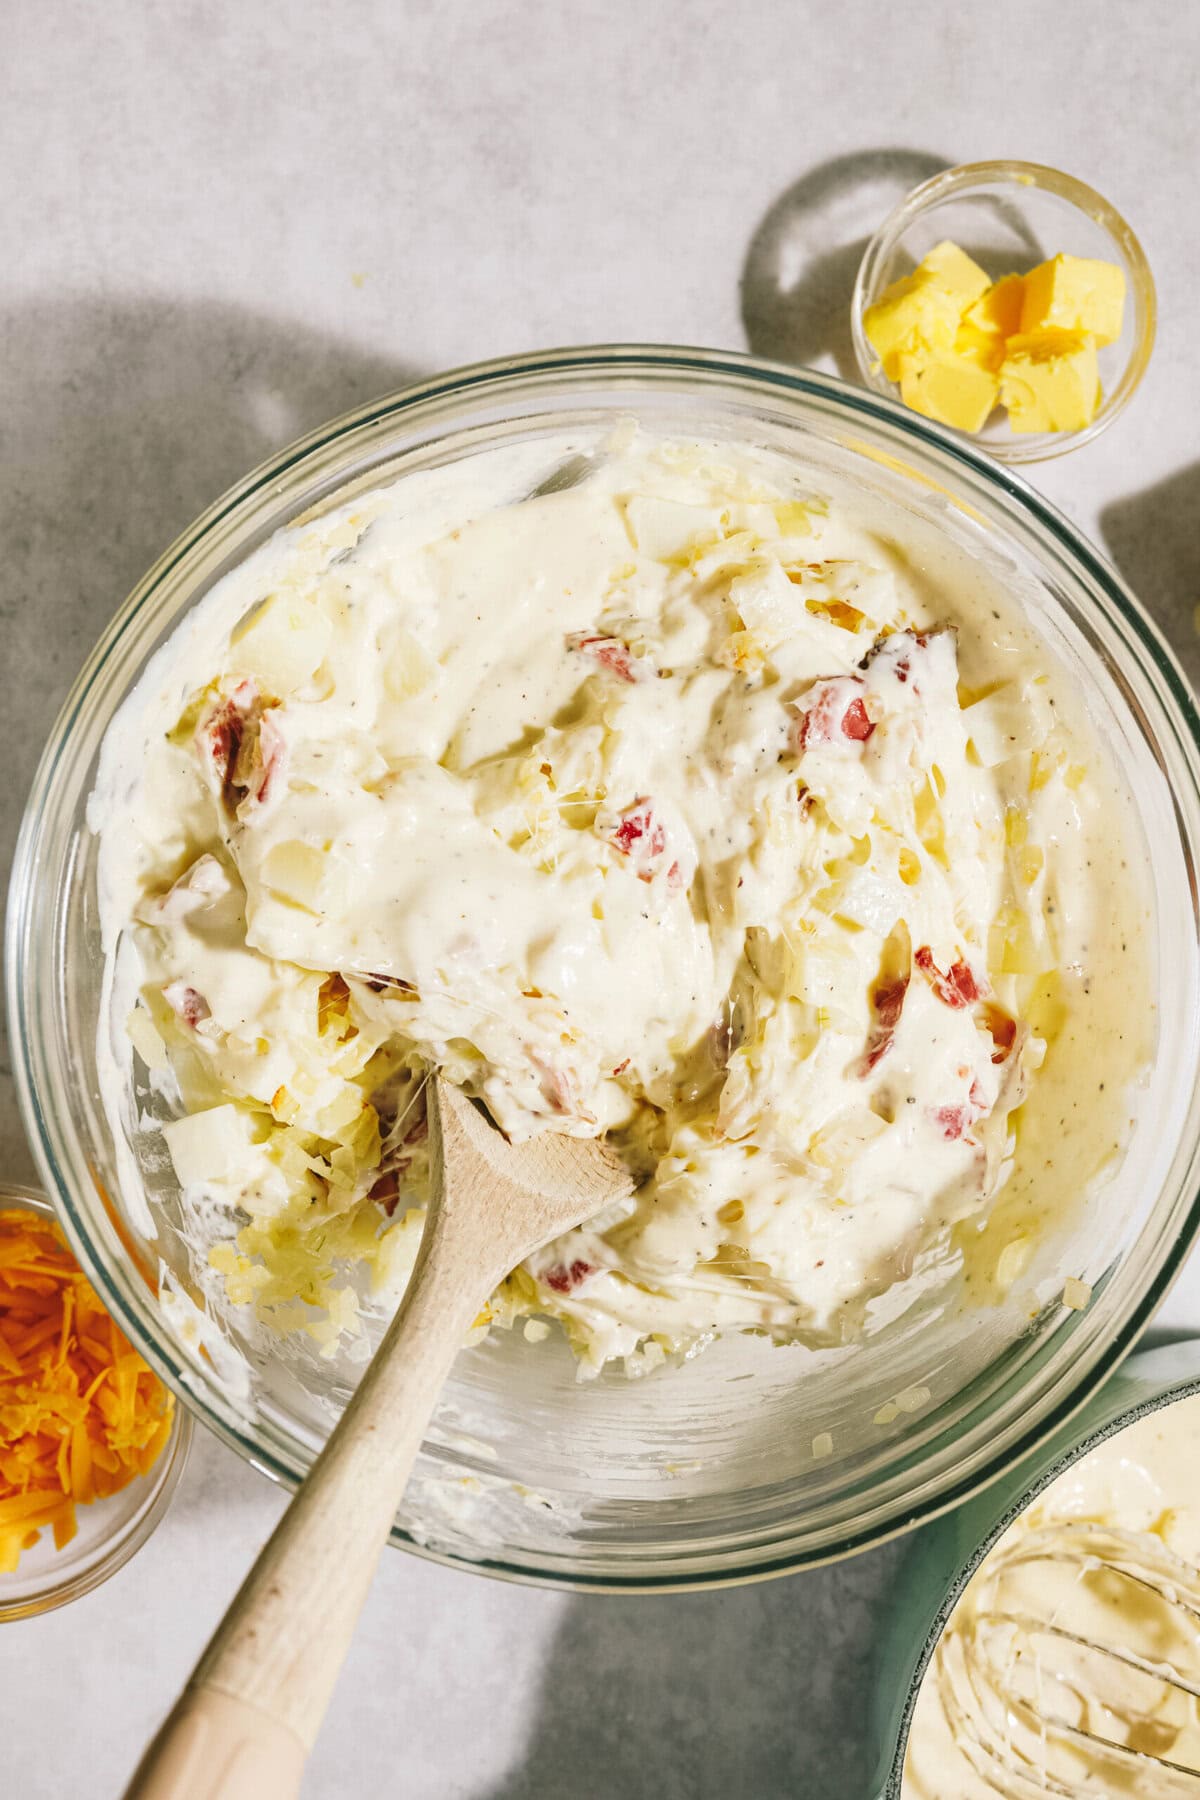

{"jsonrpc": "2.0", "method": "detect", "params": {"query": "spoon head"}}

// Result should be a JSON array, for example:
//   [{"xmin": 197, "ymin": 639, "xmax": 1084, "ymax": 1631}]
[{"xmin": 429, "ymin": 1077, "xmax": 635, "ymax": 1251}]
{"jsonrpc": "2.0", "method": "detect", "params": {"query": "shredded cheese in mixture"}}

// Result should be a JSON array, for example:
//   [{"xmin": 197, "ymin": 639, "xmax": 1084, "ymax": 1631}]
[{"xmin": 92, "ymin": 435, "xmax": 1147, "ymax": 1371}]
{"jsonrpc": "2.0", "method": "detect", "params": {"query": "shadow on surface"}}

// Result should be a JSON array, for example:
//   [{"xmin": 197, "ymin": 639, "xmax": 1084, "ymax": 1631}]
[
  {"xmin": 486, "ymin": 1539, "xmax": 906, "ymax": 1800},
  {"xmin": 740, "ymin": 148, "xmax": 950, "ymax": 378},
  {"xmin": 0, "ymin": 295, "xmax": 416, "ymax": 1176},
  {"xmin": 1101, "ymin": 461, "xmax": 1200, "ymax": 690}
]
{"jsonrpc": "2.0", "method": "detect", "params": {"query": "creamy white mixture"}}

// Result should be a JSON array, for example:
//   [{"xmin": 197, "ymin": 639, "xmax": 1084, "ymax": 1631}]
[
  {"xmin": 903, "ymin": 1392, "xmax": 1200, "ymax": 1798},
  {"xmin": 92, "ymin": 431, "xmax": 1150, "ymax": 1369}
]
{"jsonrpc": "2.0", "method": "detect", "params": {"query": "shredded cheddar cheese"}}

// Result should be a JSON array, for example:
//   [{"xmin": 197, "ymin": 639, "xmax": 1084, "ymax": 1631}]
[{"xmin": 0, "ymin": 1207, "xmax": 174, "ymax": 1572}]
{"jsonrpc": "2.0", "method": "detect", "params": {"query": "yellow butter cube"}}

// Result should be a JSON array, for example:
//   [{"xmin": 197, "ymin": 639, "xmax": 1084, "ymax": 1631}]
[
  {"xmin": 899, "ymin": 352, "xmax": 999, "ymax": 433},
  {"xmin": 863, "ymin": 274, "xmax": 963, "ymax": 379},
  {"xmin": 919, "ymin": 240, "xmax": 992, "ymax": 303},
  {"xmin": 965, "ymin": 271, "xmax": 1026, "ymax": 341},
  {"xmin": 1019, "ymin": 254, "xmax": 1126, "ymax": 345},
  {"xmin": 863, "ymin": 241, "xmax": 991, "ymax": 380},
  {"xmin": 953, "ymin": 274, "xmax": 1025, "ymax": 373},
  {"xmin": 998, "ymin": 330, "xmax": 1101, "ymax": 433},
  {"xmin": 953, "ymin": 320, "xmax": 1006, "ymax": 373}
]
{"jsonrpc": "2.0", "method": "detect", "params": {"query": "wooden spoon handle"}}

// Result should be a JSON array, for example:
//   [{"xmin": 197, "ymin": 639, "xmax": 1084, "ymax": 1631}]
[
  {"xmin": 124, "ymin": 1095, "xmax": 496, "ymax": 1799},
  {"xmin": 122, "ymin": 1690, "xmax": 307, "ymax": 1800}
]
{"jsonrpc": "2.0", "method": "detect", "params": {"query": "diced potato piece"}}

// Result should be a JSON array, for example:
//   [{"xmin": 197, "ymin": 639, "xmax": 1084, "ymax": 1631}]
[
  {"xmin": 729, "ymin": 559, "xmax": 796, "ymax": 639},
  {"xmin": 383, "ymin": 626, "xmax": 437, "ymax": 701},
  {"xmin": 999, "ymin": 330, "xmax": 1101, "ymax": 433},
  {"xmin": 260, "ymin": 839, "xmax": 351, "ymax": 915},
  {"xmin": 126, "ymin": 1004, "xmax": 168, "ymax": 1070},
  {"xmin": 994, "ymin": 1235, "xmax": 1032, "ymax": 1293},
  {"xmin": 623, "ymin": 497, "xmax": 723, "ymax": 561},
  {"xmin": 230, "ymin": 592, "xmax": 332, "ymax": 692},
  {"xmin": 832, "ymin": 869, "xmax": 905, "ymax": 935},
  {"xmin": 163, "ymin": 1103, "xmax": 259, "ymax": 1188},
  {"xmin": 963, "ymin": 681, "xmax": 1054, "ymax": 766},
  {"xmin": 315, "ymin": 1084, "xmax": 368, "ymax": 1137},
  {"xmin": 1019, "ymin": 253, "xmax": 1126, "ymax": 346},
  {"xmin": 772, "ymin": 500, "xmax": 815, "ymax": 538}
]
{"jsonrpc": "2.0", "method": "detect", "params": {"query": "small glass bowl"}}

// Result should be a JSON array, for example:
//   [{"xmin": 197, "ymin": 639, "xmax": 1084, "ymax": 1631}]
[
  {"xmin": 0, "ymin": 1185, "xmax": 191, "ymax": 1621},
  {"xmin": 851, "ymin": 159, "xmax": 1156, "ymax": 464}
]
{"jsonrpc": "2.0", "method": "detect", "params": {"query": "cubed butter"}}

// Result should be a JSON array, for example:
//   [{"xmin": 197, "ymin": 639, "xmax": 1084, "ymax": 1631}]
[
  {"xmin": 919, "ymin": 240, "xmax": 992, "ymax": 303},
  {"xmin": 964, "ymin": 271, "xmax": 1026, "ymax": 341},
  {"xmin": 867, "ymin": 239, "xmax": 1120, "ymax": 436},
  {"xmin": 998, "ymin": 330, "xmax": 1101, "ymax": 433},
  {"xmin": 862, "ymin": 240, "xmax": 991, "ymax": 379},
  {"xmin": 862, "ymin": 273, "xmax": 963, "ymax": 379},
  {"xmin": 1019, "ymin": 254, "xmax": 1126, "ymax": 346},
  {"xmin": 899, "ymin": 353, "xmax": 999, "ymax": 433},
  {"xmin": 953, "ymin": 275, "xmax": 1025, "ymax": 372},
  {"xmin": 952, "ymin": 321, "xmax": 1005, "ymax": 374}
]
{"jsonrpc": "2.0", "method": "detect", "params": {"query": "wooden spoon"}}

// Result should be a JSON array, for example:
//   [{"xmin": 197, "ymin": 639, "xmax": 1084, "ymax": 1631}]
[{"xmin": 124, "ymin": 1077, "xmax": 632, "ymax": 1800}]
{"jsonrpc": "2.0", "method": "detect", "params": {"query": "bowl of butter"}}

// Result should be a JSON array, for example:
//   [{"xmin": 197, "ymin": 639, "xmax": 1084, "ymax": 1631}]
[{"xmin": 851, "ymin": 159, "xmax": 1156, "ymax": 463}]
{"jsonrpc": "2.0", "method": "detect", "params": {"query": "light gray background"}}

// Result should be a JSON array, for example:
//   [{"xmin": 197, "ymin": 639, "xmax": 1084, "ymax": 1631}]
[{"xmin": 3, "ymin": 3, "xmax": 1200, "ymax": 1796}]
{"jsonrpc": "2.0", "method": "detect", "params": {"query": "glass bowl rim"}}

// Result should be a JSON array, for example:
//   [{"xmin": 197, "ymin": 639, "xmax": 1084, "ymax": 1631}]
[
  {"xmin": 849, "ymin": 158, "xmax": 1158, "ymax": 465},
  {"xmin": 0, "ymin": 1182, "xmax": 192, "ymax": 1621},
  {"xmin": 7, "ymin": 341, "xmax": 1200, "ymax": 1592}
]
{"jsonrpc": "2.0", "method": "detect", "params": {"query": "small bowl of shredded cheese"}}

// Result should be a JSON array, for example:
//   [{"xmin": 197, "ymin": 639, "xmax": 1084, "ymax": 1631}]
[
  {"xmin": 851, "ymin": 159, "xmax": 1156, "ymax": 462},
  {"xmin": 0, "ymin": 1185, "xmax": 190, "ymax": 1620}
]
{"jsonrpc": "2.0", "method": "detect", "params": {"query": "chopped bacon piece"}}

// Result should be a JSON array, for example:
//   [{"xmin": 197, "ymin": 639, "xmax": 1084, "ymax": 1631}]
[
  {"xmin": 612, "ymin": 805, "xmax": 667, "ymax": 860},
  {"xmin": 530, "ymin": 1054, "xmax": 581, "ymax": 1119},
  {"xmin": 566, "ymin": 633, "xmax": 652, "ymax": 684},
  {"xmin": 915, "ymin": 946, "xmax": 990, "ymax": 1008},
  {"xmin": 796, "ymin": 677, "xmax": 876, "ymax": 750},
  {"xmin": 162, "ymin": 982, "xmax": 210, "ymax": 1029},
  {"xmin": 607, "ymin": 799, "xmax": 685, "ymax": 889},
  {"xmin": 197, "ymin": 681, "xmax": 286, "ymax": 819},
  {"xmin": 860, "ymin": 628, "xmax": 938, "ymax": 689},
  {"xmin": 370, "ymin": 1113, "xmax": 429, "ymax": 1216},
  {"xmin": 543, "ymin": 1258, "xmax": 596, "ymax": 1295},
  {"xmin": 857, "ymin": 972, "xmax": 909, "ymax": 1076},
  {"xmin": 841, "ymin": 697, "xmax": 874, "ymax": 740},
  {"xmin": 611, "ymin": 1058, "xmax": 631, "ymax": 1077},
  {"xmin": 932, "ymin": 1103, "xmax": 973, "ymax": 1141},
  {"xmin": 369, "ymin": 1170, "xmax": 402, "ymax": 1216},
  {"xmin": 362, "ymin": 972, "xmax": 418, "ymax": 996},
  {"xmin": 981, "ymin": 1002, "xmax": 1018, "ymax": 1064},
  {"xmin": 242, "ymin": 708, "xmax": 285, "ymax": 809},
  {"xmin": 198, "ymin": 683, "xmax": 254, "ymax": 788},
  {"xmin": 932, "ymin": 1078, "xmax": 988, "ymax": 1141}
]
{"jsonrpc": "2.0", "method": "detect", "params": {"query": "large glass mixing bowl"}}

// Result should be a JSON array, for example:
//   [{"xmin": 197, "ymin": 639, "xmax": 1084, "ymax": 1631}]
[{"xmin": 8, "ymin": 347, "xmax": 1200, "ymax": 1591}]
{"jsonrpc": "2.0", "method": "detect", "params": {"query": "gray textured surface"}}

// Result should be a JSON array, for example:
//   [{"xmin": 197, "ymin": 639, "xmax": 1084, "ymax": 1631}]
[{"xmin": 3, "ymin": 3, "xmax": 1200, "ymax": 1796}]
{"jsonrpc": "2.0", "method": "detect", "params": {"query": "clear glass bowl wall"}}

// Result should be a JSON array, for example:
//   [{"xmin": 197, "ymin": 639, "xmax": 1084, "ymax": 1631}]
[{"xmin": 9, "ymin": 348, "xmax": 1200, "ymax": 1590}]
